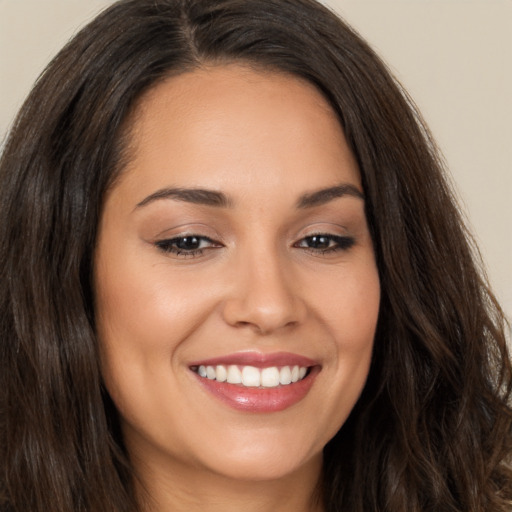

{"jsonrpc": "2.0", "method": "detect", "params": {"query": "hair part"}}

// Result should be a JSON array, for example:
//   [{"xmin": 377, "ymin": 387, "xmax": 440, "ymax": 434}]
[{"xmin": 1, "ymin": 1, "xmax": 511, "ymax": 511}]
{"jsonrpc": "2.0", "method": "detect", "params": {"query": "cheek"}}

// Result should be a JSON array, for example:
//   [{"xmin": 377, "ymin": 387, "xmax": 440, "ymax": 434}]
[
  {"xmin": 308, "ymin": 258, "xmax": 379, "ymax": 422},
  {"xmin": 94, "ymin": 251, "xmax": 219, "ymax": 399},
  {"xmin": 309, "ymin": 257, "xmax": 380, "ymax": 348},
  {"xmin": 95, "ymin": 249, "xmax": 213, "ymax": 344},
  {"xmin": 336, "ymin": 276, "xmax": 380, "ymax": 348},
  {"xmin": 94, "ymin": 262, "xmax": 217, "ymax": 442}
]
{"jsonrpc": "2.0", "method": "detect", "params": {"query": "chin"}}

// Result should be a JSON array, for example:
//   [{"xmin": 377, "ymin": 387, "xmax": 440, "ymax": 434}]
[
  {"xmin": 188, "ymin": 426, "xmax": 325, "ymax": 483},
  {"xmin": 206, "ymin": 451, "xmax": 321, "ymax": 483}
]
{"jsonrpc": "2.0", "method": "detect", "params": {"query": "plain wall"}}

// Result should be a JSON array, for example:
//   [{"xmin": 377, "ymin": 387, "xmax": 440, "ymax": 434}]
[{"xmin": 1, "ymin": 0, "xmax": 511, "ymax": 320}]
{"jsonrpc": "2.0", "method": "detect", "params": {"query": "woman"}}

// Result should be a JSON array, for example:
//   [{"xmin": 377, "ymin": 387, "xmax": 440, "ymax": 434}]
[{"xmin": 1, "ymin": 0, "xmax": 510, "ymax": 511}]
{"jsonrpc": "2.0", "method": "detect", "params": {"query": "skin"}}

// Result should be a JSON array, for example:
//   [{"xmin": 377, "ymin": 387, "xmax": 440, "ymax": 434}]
[{"xmin": 94, "ymin": 64, "xmax": 380, "ymax": 512}]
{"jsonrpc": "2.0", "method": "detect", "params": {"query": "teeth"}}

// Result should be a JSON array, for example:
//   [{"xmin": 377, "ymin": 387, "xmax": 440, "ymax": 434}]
[
  {"xmin": 195, "ymin": 364, "xmax": 309, "ymax": 388},
  {"xmin": 215, "ymin": 365, "xmax": 227, "ymax": 382},
  {"xmin": 242, "ymin": 366, "xmax": 261, "ymax": 387},
  {"xmin": 279, "ymin": 366, "xmax": 292, "ymax": 385},
  {"xmin": 227, "ymin": 365, "xmax": 242, "ymax": 384},
  {"xmin": 261, "ymin": 367, "xmax": 280, "ymax": 387}
]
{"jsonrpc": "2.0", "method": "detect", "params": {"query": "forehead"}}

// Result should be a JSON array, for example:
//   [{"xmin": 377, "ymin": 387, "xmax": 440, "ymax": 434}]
[{"xmin": 113, "ymin": 64, "xmax": 360, "ymax": 205}]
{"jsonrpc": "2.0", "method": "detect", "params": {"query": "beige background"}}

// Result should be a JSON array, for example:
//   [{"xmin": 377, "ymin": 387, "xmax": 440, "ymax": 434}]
[{"xmin": 1, "ymin": 0, "xmax": 511, "ymax": 320}]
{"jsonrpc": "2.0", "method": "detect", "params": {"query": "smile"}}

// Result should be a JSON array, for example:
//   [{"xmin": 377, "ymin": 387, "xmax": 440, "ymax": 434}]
[
  {"xmin": 193, "ymin": 364, "xmax": 309, "ymax": 388},
  {"xmin": 189, "ymin": 352, "xmax": 319, "ymax": 413}
]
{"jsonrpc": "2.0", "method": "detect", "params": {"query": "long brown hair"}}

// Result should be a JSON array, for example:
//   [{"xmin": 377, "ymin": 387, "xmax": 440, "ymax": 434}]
[{"xmin": 1, "ymin": 1, "xmax": 510, "ymax": 511}]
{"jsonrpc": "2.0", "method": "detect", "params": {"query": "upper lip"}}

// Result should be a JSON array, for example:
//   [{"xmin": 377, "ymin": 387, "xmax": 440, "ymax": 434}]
[{"xmin": 189, "ymin": 351, "xmax": 318, "ymax": 369}]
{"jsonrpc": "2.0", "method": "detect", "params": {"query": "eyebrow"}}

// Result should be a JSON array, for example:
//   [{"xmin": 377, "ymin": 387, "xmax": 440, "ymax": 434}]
[
  {"xmin": 296, "ymin": 184, "xmax": 364, "ymax": 208},
  {"xmin": 136, "ymin": 187, "xmax": 232, "ymax": 209},
  {"xmin": 135, "ymin": 183, "xmax": 363, "ymax": 210}
]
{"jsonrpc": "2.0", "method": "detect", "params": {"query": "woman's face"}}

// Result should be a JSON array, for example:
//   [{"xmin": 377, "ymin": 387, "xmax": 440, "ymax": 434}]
[{"xmin": 95, "ymin": 65, "xmax": 380, "ymax": 484}]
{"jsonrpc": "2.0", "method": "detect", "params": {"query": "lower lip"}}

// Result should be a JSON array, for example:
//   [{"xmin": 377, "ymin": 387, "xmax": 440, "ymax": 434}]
[{"xmin": 193, "ymin": 367, "xmax": 319, "ymax": 413}]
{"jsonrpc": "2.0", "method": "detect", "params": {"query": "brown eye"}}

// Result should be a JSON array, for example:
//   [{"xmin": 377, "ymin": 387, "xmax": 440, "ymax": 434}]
[
  {"xmin": 305, "ymin": 235, "xmax": 331, "ymax": 249},
  {"xmin": 295, "ymin": 234, "xmax": 355, "ymax": 253},
  {"xmin": 155, "ymin": 235, "xmax": 222, "ymax": 256},
  {"xmin": 175, "ymin": 236, "xmax": 202, "ymax": 250}
]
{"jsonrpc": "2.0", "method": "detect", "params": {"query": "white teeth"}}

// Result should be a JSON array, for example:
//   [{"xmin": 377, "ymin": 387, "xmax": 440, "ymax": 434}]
[
  {"xmin": 215, "ymin": 365, "xmax": 227, "ymax": 382},
  {"xmin": 195, "ymin": 364, "xmax": 309, "ymax": 388},
  {"xmin": 261, "ymin": 367, "xmax": 280, "ymax": 387},
  {"xmin": 226, "ymin": 365, "xmax": 242, "ymax": 384},
  {"xmin": 206, "ymin": 366, "xmax": 216, "ymax": 379},
  {"xmin": 279, "ymin": 366, "xmax": 292, "ymax": 385},
  {"xmin": 242, "ymin": 366, "xmax": 261, "ymax": 387}
]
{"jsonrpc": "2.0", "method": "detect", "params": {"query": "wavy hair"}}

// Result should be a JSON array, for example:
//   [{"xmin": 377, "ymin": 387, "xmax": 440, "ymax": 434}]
[{"xmin": 1, "ymin": 1, "xmax": 511, "ymax": 511}]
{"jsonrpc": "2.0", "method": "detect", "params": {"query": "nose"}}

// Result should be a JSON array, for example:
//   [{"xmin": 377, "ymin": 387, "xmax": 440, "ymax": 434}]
[{"xmin": 221, "ymin": 249, "xmax": 306, "ymax": 335}]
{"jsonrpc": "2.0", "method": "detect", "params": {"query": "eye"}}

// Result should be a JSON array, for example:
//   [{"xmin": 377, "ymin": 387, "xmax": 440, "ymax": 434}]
[
  {"xmin": 155, "ymin": 235, "xmax": 222, "ymax": 257},
  {"xmin": 295, "ymin": 234, "xmax": 355, "ymax": 254}
]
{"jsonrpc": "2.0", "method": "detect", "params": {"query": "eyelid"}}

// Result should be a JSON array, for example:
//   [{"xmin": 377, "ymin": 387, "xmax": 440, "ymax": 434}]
[
  {"xmin": 151, "ymin": 222, "xmax": 222, "ymax": 241},
  {"xmin": 293, "ymin": 232, "xmax": 356, "ymax": 255},
  {"xmin": 154, "ymin": 233, "xmax": 224, "ymax": 259},
  {"xmin": 156, "ymin": 234, "xmax": 220, "ymax": 247}
]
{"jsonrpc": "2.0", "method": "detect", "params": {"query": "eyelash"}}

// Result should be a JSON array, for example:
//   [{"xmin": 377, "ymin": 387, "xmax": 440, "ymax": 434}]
[
  {"xmin": 155, "ymin": 235, "xmax": 220, "ymax": 258},
  {"xmin": 294, "ymin": 234, "xmax": 355, "ymax": 254},
  {"xmin": 155, "ymin": 233, "xmax": 355, "ymax": 258}
]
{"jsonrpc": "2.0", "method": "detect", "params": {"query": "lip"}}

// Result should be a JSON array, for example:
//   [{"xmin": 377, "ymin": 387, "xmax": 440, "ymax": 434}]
[
  {"xmin": 189, "ymin": 351, "xmax": 318, "ymax": 369},
  {"xmin": 189, "ymin": 351, "xmax": 320, "ymax": 413}
]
